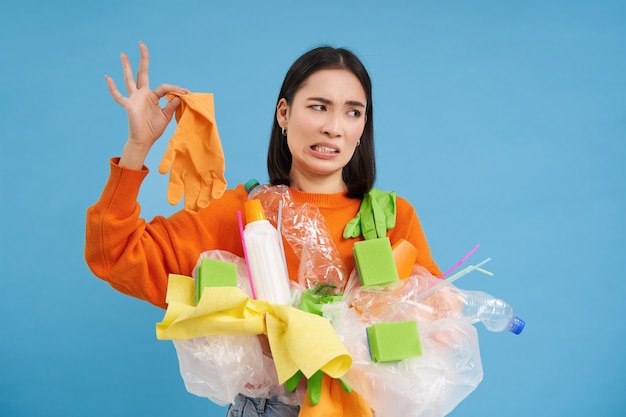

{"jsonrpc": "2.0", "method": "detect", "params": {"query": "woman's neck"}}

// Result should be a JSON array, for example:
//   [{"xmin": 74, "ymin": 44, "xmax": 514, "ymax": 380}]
[{"xmin": 289, "ymin": 170, "xmax": 347, "ymax": 194}]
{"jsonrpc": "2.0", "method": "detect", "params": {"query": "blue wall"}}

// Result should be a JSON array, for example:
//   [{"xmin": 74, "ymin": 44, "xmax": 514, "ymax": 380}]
[{"xmin": 1, "ymin": 1, "xmax": 624, "ymax": 416}]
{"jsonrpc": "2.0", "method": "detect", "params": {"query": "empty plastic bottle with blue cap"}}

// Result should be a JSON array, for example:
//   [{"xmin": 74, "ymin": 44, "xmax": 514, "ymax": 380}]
[{"xmin": 456, "ymin": 290, "xmax": 525, "ymax": 334}]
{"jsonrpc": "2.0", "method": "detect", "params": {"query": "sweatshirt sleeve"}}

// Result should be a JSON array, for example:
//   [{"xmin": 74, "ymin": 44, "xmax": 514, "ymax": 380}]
[
  {"xmin": 84, "ymin": 158, "xmax": 174, "ymax": 308},
  {"xmin": 84, "ymin": 158, "xmax": 248, "ymax": 309}
]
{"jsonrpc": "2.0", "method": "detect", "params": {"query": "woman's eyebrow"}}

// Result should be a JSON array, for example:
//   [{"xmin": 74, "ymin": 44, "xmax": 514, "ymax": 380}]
[{"xmin": 307, "ymin": 97, "xmax": 366, "ymax": 108}]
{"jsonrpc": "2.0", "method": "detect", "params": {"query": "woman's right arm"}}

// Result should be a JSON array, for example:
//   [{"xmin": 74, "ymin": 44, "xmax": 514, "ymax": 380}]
[
  {"xmin": 85, "ymin": 43, "xmax": 191, "ymax": 308},
  {"xmin": 85, "ymin": 161, "xmax": 248, "ymax": 309}
]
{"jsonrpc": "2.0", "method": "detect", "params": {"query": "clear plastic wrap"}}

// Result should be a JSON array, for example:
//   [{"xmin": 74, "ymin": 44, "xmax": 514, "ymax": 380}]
[
  {"xmin": 342, "ymin": 265, "xmax": 464, "ymax": 324},
  {"xmin": 173, "ymin": 250, "xmax": 300, "ymax": 406},
  {"xmin": 322, "ymin": 266, "xmax": 484, "ymax": 417},
  {"xmin": 250, "ymin": 184, "xmax": 347, "ymax": 293},
  {"xmin": 324, "ymin": 303, "xmax": 482, "ymax": 417},
  {"xmin": 167, "ymin": 199, "xmax": 512, "ymax": 415},
  {"xmin": 344, "ymin": 264, "xmax": 523, "ymax": 333},
  {"xmin": 173, "ymin": 334, "xmax": 284, "ymax": 406}
]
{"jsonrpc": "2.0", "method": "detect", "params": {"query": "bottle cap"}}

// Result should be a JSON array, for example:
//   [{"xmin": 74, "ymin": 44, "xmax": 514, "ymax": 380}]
[
  {"xmin": 244, "ymin": 179, "xmax": 261, "ymax": 194},
  {"xmin": 508, "ymin": 316, "xmax": 525, "ymax": 335},
  {"xmin": 244, "ymin": 199, "xmax": 267, "ymax": 223}
]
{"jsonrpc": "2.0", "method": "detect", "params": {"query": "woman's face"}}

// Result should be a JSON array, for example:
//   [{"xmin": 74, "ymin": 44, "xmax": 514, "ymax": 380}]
[{"xmin": 277, "ymin": 68, "xmax": 367, "ymax": 192}]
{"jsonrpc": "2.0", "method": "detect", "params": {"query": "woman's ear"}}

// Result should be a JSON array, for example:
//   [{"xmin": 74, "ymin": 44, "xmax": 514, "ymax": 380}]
[{"xmin": 276, "ymin": 98, "xmax": 289, "ymax": 128}]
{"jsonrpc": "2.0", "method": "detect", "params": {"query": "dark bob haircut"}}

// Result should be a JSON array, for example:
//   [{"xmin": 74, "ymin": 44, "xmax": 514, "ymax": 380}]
[{"xmin": 267, "ymin": 46, "xmax": 375, "ymax": 199}]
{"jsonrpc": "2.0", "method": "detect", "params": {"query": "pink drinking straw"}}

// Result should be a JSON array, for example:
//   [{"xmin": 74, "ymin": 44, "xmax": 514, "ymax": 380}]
[
  {"xmin": 237, "ymin": 210, "xmax": 257, "ymax": 299},
  {"xmin": 439, "ymin": 244, "xmax": 480, "ymax": 279}
]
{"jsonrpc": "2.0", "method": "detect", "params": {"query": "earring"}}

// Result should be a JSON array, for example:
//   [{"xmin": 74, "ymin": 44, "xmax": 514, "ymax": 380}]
[
  {"xmin": 281, "ymin": 126, "xmax": 287, "ymax": 137},
  {"xmin": 356, "ymin": 139, "xmax": 361, "ymax": 146}
]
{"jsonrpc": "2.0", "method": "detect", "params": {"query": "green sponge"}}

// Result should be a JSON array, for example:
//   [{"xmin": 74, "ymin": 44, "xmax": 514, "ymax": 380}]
[
  {"xmin": 195, "ymin": 258, "xmax": 238, "ymax": 304},
  {"xmin": 353, "ymin": 237, "xmax": 399, "ymax": 287},
  {"xmin": 366, "ymin": 320, "xmax": 422, "ymax": 363}
]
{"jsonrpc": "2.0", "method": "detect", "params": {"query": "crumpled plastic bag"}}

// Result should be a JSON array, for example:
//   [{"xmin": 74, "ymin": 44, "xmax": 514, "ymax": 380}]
[
  {"xmin": 342, "ymin": 265, "xmax": 464, "ymax": 323},
  {"xmin": 321, "ymin": 267, "xmax": 484, "ymax": 417},
  {"xmin": 172, "ymin": 250, "xmax": 299, "ymax": 406},
  {"xmin": 250, "ymin": 184, "xmax": 347, "ymax": 293},
  {"xmin": 173, "ymin": 334, "xmax": 284, "ymax": 406}
]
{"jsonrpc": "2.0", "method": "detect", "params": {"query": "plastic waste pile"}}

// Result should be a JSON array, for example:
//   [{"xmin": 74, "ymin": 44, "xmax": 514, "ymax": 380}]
[{"xmin": 157, "ymin": 183, "xmax": 525, "ymax": 416}]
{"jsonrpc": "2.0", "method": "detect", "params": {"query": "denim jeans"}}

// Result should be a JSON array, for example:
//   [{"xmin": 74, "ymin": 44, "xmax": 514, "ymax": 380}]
[{"xmin": 226, "ymin": 394, "xmax": 300, "ymax": 417}]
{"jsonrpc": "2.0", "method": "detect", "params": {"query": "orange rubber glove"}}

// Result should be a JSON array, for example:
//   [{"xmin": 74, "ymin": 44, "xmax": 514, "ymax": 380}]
[
  {"xmin": 158, "ymin": 92, "xmax": 227, "ymax": 213},
  {"xmin": 298, "ymin": 374, "xmax": 372, "ymax": 417}
]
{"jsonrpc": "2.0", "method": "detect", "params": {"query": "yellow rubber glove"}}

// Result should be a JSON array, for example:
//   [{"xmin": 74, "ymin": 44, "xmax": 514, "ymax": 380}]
[
  {"xmin": 343, "ymin": 189, "xmax": 396, "ymax": 240},
  {"xmin": 158, "ymin": 92, "xmax": 227, "ymax": 213}
]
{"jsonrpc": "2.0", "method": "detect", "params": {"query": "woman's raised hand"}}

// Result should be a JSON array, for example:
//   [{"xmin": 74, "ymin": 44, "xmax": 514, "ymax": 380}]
[{"xmin": 106, "ymin": 42, "xmax": 188, "ymax": 169}]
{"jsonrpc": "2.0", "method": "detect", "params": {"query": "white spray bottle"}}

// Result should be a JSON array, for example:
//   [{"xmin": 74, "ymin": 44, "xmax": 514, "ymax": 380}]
[{"xmin": 243, "ymin": 199, "xmax": 292, "ymax": 305}]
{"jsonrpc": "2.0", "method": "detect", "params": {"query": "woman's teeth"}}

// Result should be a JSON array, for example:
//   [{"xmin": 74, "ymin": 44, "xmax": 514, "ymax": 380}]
[{"xmin": 312, "ymin": 145, "xmax": 338, "ymax": 153}]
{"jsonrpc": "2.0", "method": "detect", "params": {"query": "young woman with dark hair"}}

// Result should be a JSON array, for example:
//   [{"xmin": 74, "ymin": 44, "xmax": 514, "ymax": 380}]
[
  {"xmin": 267, "ymin": 46, "xmax": 376, "ymax": 198},
  {"xmin": 85, "ymin": 42, "xmax": 441, "ymax": 417}
]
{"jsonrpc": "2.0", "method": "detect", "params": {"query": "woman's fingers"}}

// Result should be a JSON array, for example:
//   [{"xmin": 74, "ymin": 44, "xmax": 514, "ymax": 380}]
[
  {"xmin": 120, "ymin": 52, "xmax": 137, "ymax": 95},
  {"xmin": 136, "ymin": 41, "xmax": 150, "ymax": 90},
  {"xmin": 105, "ymin": 75, "xmax": 127, "ymax": 106},
  {"xmin": 152, "ymin": 84, "xmax": 189, "ymax": 99},
  {"xmin": 162, "ymin": 96, "xmax": 182, "ymax": 120},
  {"xmin": 107, "ymin": 43, "xmax": 188, "ymax": 117}
]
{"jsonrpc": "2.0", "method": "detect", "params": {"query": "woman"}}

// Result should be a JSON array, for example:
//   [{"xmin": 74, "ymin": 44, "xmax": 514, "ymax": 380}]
[{"xmin": 85, "ymin": 42, "xmax": 441, "ymax": 416}]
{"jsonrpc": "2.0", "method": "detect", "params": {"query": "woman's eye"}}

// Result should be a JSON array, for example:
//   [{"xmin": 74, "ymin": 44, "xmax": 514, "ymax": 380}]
[
  {"xmin": 310, "ymin": 105, "xmax": 326, "ymax": 111},
  {"xmin": 347, "ymin": 109, "xmax": 362, "ymax": 117}
]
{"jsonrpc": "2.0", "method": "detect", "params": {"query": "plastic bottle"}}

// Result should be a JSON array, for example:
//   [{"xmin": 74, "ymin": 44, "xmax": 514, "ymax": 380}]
[
  {"xmin": 243, "ymin": 199, "xmax": 292, "ymax": 305},
  {"xmin": 245, "ymin": 179, "xmax": 262, "ymax": 198},
  {"xmin": 244, "ymin": 178, "xmax": 347, "ymax": 292},
  {"xmin": 457, "ymin": 289, "xmax": 525, "ymax": 334}
]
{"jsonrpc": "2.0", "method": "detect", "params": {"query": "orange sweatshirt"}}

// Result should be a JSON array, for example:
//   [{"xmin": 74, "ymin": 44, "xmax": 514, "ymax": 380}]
[{"xmin": 85, "ymin": 158, "xmax": 441, "ymax": 310}]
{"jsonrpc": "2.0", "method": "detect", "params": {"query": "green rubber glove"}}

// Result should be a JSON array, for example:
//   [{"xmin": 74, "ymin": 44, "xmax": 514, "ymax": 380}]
[
  {"xmin": 299, "ymin": 284, "xmax": 343, "ymax": 316},
  {"xmin": 343, "ymin": 189, "xmax": 397, "ymax": 240},
  {"xmin": 306, "ymin": 370, "xmax": 325, "ymax": 405},
  {"xmin": 285, "ymin": 370, "xmax": 351, "ymax": 405},
  {"xmin": 285, "ymin": 370, "xmax": 305, "ymax": 393}
]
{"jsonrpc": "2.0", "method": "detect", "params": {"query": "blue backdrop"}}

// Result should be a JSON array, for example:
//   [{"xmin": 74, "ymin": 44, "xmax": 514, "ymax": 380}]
[{"xmin": 1, "ymin": 1, "xmax": 624, "ymax": 416}]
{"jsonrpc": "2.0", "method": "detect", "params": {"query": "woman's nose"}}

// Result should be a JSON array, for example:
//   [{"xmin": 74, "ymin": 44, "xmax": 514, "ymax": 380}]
[{"xmin": 322, "ymin": 113, "xmax": 342, "ymax": 137}]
